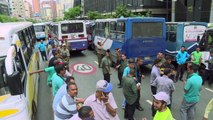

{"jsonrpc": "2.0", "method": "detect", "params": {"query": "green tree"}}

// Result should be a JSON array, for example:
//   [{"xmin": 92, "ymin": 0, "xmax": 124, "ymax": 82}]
[
  {"xmin": 53, "ymin": 18, "xmax": 63, "ymax": 22},
  {"xmin": 0, "ymin": 15, "xmax": 19, "ymax": 22},
  {"xmin": 87, "ymin": 11, "xmax": 104, "ymax": 20},
  {"xmin": 64, "ymin": 6, "xmax": 81, "ymax": 20},
  {"xmin": 114, "ymin": 5, "xmax": 134, "ymax": 18}
]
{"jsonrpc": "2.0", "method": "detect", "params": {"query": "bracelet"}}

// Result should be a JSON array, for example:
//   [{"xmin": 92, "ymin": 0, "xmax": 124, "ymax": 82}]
[{"xmin": 104, "ymin": 102, "xmax": 109, "ymax": 105}]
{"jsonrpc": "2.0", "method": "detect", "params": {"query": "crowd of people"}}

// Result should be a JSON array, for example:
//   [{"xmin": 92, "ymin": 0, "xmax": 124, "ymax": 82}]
[{"xmin": 32, "ymin": 38, "xmax": 213, "ymax": 120}]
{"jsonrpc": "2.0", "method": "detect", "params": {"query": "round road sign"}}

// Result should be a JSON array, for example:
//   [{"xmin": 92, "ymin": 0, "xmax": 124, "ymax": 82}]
[{"xmin": 71, "ymin": 62, "xmax": 96, "ymax": 74}]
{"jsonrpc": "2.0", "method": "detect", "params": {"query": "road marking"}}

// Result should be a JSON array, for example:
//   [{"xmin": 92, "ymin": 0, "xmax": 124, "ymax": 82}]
[
  {"xmin": 94, "ymin": 61, "xmax": 98, "ymax": 65},
  {"xmin": 71, "ymin": 62, "xmax": 97, "ymax": 74},
  {"xmin": 205, "ymin": 88, "xmax": 213, "ymax": 92},
  {"xmin": 146, "ymin": 100, "xmax": 152, "ymax": 105},
  {"xmin": 145, "ymin": 99, "xmax": 176, "ymax": 120}
]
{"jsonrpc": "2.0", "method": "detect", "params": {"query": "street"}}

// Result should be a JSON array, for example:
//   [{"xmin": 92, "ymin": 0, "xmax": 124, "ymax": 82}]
[{"xmin": 35, "ymin": 50, "xmax": 213, "ymax": 120}]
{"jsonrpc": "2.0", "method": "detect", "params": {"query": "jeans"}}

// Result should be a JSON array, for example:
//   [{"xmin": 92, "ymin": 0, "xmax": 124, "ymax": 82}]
[
  {"xmin": 40, "ymin": 51, "xmax": 47, "ymax": 61},
  {"xmin": 180, "ymin": 99, "xmax": 197, "ymax": 120},
  {"xmin": 176, "ymin": 64, "xmax": 185, "ymax": 81},
  {"xmin": 118, "ymin": 72, "xmax": 123, "ymax": 85}
]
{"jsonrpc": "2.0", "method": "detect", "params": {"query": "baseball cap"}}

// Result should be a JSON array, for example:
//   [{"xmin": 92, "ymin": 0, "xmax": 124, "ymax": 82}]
[
  {"xmin": 96, "ymin": 80, "xmax": 113, "ymax": 93},
  {"xmin": 128, "ymin": 58, "xmax": 135, "ymax": 64},
  {"xmin": 153, "ymin": 92, "xmax": 170, "ymax": 105}
]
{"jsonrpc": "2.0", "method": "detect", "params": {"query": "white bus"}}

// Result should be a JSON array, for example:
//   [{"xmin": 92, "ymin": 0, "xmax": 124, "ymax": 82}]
[
  {"xmin": 33, "ymin": 22, "xmax": 47, "ymax": 41},
  {"xmin": 0, "ymin": 22, "xmax": 40, "ymax": 120},
  {"xmin": 52, "ymin": 20, "xmax": 88, "ymax": 51}
]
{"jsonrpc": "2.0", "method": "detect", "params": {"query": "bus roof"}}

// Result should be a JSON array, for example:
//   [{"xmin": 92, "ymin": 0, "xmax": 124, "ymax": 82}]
[
  {"xmin": 33, "ymin": 22, "xmax": 46, "ymax": 26},
  {"xmin": 0, "ymin": 22, "xmax": 32, "ymax": 57},
  {"xmin": 95, "ymin": 18, "xmax": 117, "ymax": 22},
  {"xmin": 58, "ymin": 20, "xmax": 85, "ymax": 24},
  {"xmin": 166, "ymin": 22, "xmax": 208, "ymax": 26}
]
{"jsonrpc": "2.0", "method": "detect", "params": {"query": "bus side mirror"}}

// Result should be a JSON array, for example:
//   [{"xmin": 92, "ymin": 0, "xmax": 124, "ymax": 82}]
[
  {"xmin": 6, "ymin": 71, "xmax": 23, "ymax": 95},
  {"xmin": 197, "ymin": 36, "xmax": 200, "ymax": 42}
]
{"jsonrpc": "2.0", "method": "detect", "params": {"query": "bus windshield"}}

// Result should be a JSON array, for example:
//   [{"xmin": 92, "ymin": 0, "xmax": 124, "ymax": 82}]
[
  {"xmin": 34, "ymin": 25, "xmax": 45, "ymax": 32},
  {"xmin": 61, "ymin": 23, "xmax": 83, "ymax": 34},
  {"xmin": 132, "ymin": 22, "xmax": 163, "ymax": 38}
]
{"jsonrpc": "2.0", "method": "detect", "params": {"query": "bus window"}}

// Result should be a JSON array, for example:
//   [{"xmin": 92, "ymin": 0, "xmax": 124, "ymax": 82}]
[
  {"xmin": 109, "ymin": 21, "xmax": 116, "ymax": 39},
  {"xmin": 166, "ymin": 24, "xmax": 177, "ymax": 42},
  {"xmin": 34, "ymin": 25, "xmax": 45, "ymax": 32},
  {"xmin": 61, "ymin": 23, "xmax": 83, "ymax": 34},
  {"xmin": 15, "ymin": 50, "xmax": 26, "ymax": 83},
  {"xmin": 116, "ymin": 22, "xmax": 125, "ymax": 42},
  {"xmin": 132, "ymin": 22, "xmax": 163, "ymax": 39},
  {"xmin": 18, "ymin": 32, "xmax": 30, "ymax": 64}
]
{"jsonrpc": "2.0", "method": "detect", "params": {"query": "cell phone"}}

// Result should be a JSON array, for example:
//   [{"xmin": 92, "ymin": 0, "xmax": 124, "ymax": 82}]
[{"xmin": 102, "ymin": 92, "xmax": 106, "ymax": 97}]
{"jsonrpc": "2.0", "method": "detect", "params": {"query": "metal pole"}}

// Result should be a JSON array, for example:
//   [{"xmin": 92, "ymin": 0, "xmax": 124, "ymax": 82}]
[
  {"xmin": 166, "ymin": 0, "xmax": 168, "ymax": 21},
  {"xmin": 171, "ymin": 0, "xmax": 176, "ymax": 22}
]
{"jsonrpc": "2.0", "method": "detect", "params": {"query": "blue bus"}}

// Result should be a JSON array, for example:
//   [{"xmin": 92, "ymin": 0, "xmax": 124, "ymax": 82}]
[
  {"xmin": 165, "ymin": 22, "xmax": 208, "ymax": 58},
  {"xmin": 94, "ymin": 17, "xmax": 166, "ymax": 64}
]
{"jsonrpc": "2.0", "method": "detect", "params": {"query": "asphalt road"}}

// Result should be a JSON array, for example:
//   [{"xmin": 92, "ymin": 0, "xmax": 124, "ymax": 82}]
[{"xmin": 35, "ymin": 50, "xmax": 213, "ymax": 120}]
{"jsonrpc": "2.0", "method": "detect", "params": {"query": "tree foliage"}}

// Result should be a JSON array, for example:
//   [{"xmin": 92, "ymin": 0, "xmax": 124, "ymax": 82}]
[
  {"xmin": 64, "ymin": 6, "xmax": 81, "ymax": 20},
  {"xmin": 87, "ymin": 11, "xmax": 104, "ymax": 20},
  {"xmin": 114, "ymin": 5, "xmax": 134, "ymax": 18},
  {"xmin": 0, "ymin": 15, "xmax": 19, "ymax": 22}
]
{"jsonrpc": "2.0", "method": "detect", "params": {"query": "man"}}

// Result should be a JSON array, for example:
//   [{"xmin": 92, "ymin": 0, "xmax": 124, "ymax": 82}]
[
  {"xmin": 153, "ymin": 92, "xmax": 173, "ymax": 120},
  {"xmin": 152, "ymin": 68, "xmax": 175, "ymax": 109},
  {"xmin": 51, "ymin": 64, "xmax": 66, "ymax": 96},
  {"xmin": 134, "ymin": 57, "xmax": 144, "ymax": 111},
  {"xmin": 123, "ymin": 69, "xmax": 140, "ymax": 120},
  {"xmin": 84, "ymin": 80, "xmax": 120, "ymax": 120},
  {"xmin": 203, "ymin": 98, "xmax": 213, "ymax": 120},
  {"xmin": 191, "ymin": 47, "xmax": 202, "ymax": 65},
  {"xmin": 204, "ymin": 50, "xmax": 213, "ymax": 85},
  {"xmin": 61, "ymin": 44, "xmax": 70, "ymax": 62},
  {"xmin": 150, "ymin": 59, "xmax": 162, "ymax": 95},
  {"xmin": 157, "ymin": 52, "xmax": 166, "ymax": 64},
  {"xmin": 175, "ymin": 46, "xmax": 190, "ymax": 82},
  {"xmin": 116, "ymin": 53, "xmax": 128, "ymax": 88},
  {"xmin": 122, "ymin": 58, "xmax": 135, "ymax": 108},
  {"xmin": 70, "ymin": 106, "xmax": 95, "ymax": 120},
  {"xmin": 180, "ymin": 63, "xmax": 203, "ymax": 120},
  {"xmin": 101, "ymin": 49, "xmax": 112, "ymax": 82},
  {"xmin": 53, "ymin": 76, "xmax": 75, "ymax": 111},
  {"xmin": 49, "ymin": 50, "xmax": 61, "ymax": 67},
  {"xmin": 38, "ymin": 40, "xmax": 47, "ymax": 61},
  {"xmin": 161, "ymin": 56, "xmax": 176, "ymax": 81},
  {"xmin": 55, "ymin": 82, "xmax": 84, "ymax": 120},
  {"xmin": 97, "ymin": 41, "xmax": 104, "ymax": 68}
]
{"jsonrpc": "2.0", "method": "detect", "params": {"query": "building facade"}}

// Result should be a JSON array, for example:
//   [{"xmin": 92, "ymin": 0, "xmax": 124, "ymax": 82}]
[
  {"xmin": 0, "ymin": 0, "xmax": 9, "ymax": 15},
  {"xmin": 40, "ymin": 0, "xmax": 57, "ymax": 20},
  {"xmin": 56, "ymin": 0, "xmax": 74, "ymax": 18},
  {"xmin": 32, "ymin": 0, "xmax": 41, "ymax": 17},
  {"xmin": 9, "ymin": 0, "xmax": 26, "ymax": 18},
  {"xmin": 24, "ymin": 0, "xmax": 33, "ymax": 19}
]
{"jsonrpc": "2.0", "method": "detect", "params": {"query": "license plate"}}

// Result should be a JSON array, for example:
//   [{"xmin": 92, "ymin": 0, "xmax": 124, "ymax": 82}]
[{"xmin": 144, "ymin": 57, "xmax": 151, "ymax": 60}]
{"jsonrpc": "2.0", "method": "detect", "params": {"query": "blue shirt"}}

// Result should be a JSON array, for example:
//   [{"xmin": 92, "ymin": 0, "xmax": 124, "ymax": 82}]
[
  {"xmin": 184, "ymin": 73, "xmax": 203, "ymax": 103},
  {"xmin": 176, "ymin": 51, "xmax": 190, "ymax": 65},
  {"xmin": 38, "ymin": 43, "xmax": 46, "ymax": 51},
  {"xmin": 52, "ymin": 84, "xmax": 67, "ymax": 111},
  {"xmin": 123, "ymin": 67, "xmax": 130, "ymax": 77}
]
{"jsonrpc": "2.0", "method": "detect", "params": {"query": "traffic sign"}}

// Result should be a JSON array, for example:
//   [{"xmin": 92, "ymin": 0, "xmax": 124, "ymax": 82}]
[{"xmin": 71, "ymin": 62, "xmax": 96, "ymax": 74}]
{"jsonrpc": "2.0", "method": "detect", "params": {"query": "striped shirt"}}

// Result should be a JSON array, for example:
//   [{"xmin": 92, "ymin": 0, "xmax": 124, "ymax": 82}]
[{"xmin": 55, "ymin": 94, "xmax": 77, "ymax": 120}]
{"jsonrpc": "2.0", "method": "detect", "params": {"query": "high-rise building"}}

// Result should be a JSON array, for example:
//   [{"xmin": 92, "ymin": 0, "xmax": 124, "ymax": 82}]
[
  {"xmin": 41, "ymin": 0, "xmax": 57, "ymax": 20},
  {"xmin": 24, "ymin": 0, "xmax": 33, "ymax": 19},
  {"xmin": 32, "ymin": 0, "xmax": 41, "ymax": 17},
  {"xmin": 9, "ymin": 0, "xmax": 26, "ymax": 18},
  {"xmin": 56, "ymin": 0, "xmax": 74, "ymax": 18},
  {"xmin": 0, "ymin": 0, "xmax": 9, "ymax": 15}
]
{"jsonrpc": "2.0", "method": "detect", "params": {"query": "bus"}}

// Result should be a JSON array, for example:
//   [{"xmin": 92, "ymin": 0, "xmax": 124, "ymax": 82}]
[
  {"xmin": 33, "ymin": 22, "xmax": 47, "ymax": 41},
  {"xmin": 198, "ymin": 28, "xmax": 213, "ymax": 68},
  {"xmin": 165, "ymin": 22, "xmax": 208, "ymax": 60},
  {"xmin": 0, "ymin": 22, "xmax": 40, "ymax": 119},
  {"xmin": 52, "ymin": 20, "xmax": 88, "ymax": 51},
  {"xmin": 94, "ymin": 17, "xmax": 166, "ymax": 64}
]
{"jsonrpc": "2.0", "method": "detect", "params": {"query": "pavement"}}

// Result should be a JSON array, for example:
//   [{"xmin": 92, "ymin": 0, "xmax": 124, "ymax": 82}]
[{"xmin": 35, "ymin": 50, "xmax": 213, "ymax": 120}]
